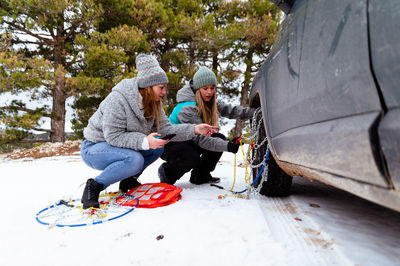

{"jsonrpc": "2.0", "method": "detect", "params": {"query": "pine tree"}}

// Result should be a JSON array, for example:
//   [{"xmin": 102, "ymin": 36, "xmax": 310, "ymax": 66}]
[
  {"xmin": 223, "ymin": 0, "xmax": 281, "ymax": 137},
  {"xmin": 83, "ymin": 0, "xmax": 209, "ymax": 116},
  {"xmin": 70, "ymin": 24, "xmax": 148, "ymax": 137},
  {"xmin": 0, "ymin": 0, "xmax": 103, "ymax": 143}
]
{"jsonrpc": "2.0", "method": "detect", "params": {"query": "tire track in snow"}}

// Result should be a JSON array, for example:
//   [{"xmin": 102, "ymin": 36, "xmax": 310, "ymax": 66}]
[{"xmin": 256, "ymin": 195, "xmax": 352, "ymax": 265}]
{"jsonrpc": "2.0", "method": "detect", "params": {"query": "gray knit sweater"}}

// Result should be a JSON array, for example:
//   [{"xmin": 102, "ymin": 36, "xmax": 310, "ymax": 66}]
[
  {"xmin": 174, "ymin": 82, "xmax": 255, "ymax": 152},
  {"xmin": 83, "ymin": 78, "xmax": 196, "ymax": 150}
]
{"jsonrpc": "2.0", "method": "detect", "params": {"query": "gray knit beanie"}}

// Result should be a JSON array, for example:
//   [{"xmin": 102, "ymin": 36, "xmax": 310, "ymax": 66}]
[
  {"xmin": 193, "ymin": 66, "xmax": 217, "ymax": 90},
  {"xmin": 136, "ymin": 54, "xmax": 168, "ymax": 88}
]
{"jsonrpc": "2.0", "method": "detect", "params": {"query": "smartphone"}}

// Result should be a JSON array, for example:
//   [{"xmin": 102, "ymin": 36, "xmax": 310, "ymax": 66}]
[{"xmin": 161, "ymin": 134, "xmax": 176, "ymax": 140}]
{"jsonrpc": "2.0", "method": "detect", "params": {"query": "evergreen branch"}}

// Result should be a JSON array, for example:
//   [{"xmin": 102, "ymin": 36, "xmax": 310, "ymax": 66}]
[
  {"xmin": 46, "ymin": 25, "xmax": 56, "ymax": 39},
  {"xmin": 65, "ymin": 53, "xmax": 82, "ymax": 68},
  {"xmin": 0, "ymin": 106, "xmax": 51, "ymax": 116},
  {"xmin": 64, "ymin": 23, "xmax": 79, "ymax": 40},
  {"xmin": 32, "ymin": 127, "xmax": 52, "ymax": 133},
  {"xmin": 11, "ymin": 39, "xmax": 42, "ymax": 46},
  {"xmin": 4, "ymin": 21, "xmax": 53, "ymax": 45}
]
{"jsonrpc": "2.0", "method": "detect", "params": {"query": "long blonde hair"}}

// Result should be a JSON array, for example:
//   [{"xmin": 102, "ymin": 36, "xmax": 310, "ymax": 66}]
[
  {"xmin": 195, "ymin": 89, "xmax": 219, "ymax": 127},
  {"xmin": 139, "ymin": 86, "xmax": 161, "ymax": 131}
]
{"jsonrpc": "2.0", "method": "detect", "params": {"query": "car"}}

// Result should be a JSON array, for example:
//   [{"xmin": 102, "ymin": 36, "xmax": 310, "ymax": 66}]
[{"xmin": 249, "ymin": 0, "xmax": 400, "ymax": 212}]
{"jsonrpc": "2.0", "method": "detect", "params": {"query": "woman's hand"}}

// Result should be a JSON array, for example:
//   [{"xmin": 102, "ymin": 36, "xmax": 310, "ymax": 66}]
[
  {"xmin": 194, "ymin": 124, "xmax": 219, "ymax": 136},
  {"xmin": 146, "ymin": 133, "xmax": 168, "ymax": 149}
]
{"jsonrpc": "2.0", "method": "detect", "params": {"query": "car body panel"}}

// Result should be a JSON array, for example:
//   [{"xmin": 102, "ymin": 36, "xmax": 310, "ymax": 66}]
[
  {"xmin": 273, "ymin": 111, "xmax": 388, "ymax": 187},
  {"xmin": 265, "ymin": 0, "xmax": 382, "ymax": 138},
  {"xmin": 379, "ymin": 110, "xmax": 400, "ymax": 190},
  {"xmin": 250, "ymin": 0, "xmax": 400, "ymax": 211},
  {"xmin": 369, "ymin": 0, "xmax": 400, "ymax": 109},
  {"xmin": 369, "ymin": 0, "xmax": 400, "ymax": 189}
]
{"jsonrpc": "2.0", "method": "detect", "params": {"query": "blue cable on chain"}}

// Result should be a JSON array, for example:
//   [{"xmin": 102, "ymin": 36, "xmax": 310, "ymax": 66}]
[
  {"xmin": 250, "ymin": 147, "xmax": 270, "ymax": 187},
  {"xmin": 234, "ymin": 147, "xmax": 270, "ymax": 194}
]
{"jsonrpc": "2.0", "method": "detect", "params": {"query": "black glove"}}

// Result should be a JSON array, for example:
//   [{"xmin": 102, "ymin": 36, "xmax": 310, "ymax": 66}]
[{"xmin": 227, "ymin": 137, "xmax": 242, "ymax": 153}]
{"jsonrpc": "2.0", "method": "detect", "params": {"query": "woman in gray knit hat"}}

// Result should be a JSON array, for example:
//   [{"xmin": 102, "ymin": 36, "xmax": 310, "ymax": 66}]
[
  {"xmin": 80, "ymin": 55, "xmax": 218, "ymax": 209},
  {"xmin": 158, "ymin": 66, "xmax": 255, "ymax": 185}
]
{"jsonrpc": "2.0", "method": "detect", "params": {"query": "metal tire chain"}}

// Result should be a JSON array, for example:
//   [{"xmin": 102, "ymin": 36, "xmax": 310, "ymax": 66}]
[{"xmin": 244, "ymin": 108, "xmax": 270, "ymax": 194}]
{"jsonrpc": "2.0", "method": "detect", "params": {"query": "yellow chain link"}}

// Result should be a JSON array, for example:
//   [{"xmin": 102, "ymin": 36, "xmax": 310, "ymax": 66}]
[{"xmin": 218, "ymin": 139, "xmax": 252, "ymax": 199}]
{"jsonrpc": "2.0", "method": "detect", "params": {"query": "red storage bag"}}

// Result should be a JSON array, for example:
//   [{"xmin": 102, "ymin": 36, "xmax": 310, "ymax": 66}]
[{"xmin": 117, "ymin": 183, "xmax": 182, "ymax": 208}]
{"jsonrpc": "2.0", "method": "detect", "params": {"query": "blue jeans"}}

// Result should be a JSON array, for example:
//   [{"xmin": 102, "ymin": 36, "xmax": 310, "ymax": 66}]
[{"xmin": 80, "ymin": 140, "xmax": 163, "ymax": 187}]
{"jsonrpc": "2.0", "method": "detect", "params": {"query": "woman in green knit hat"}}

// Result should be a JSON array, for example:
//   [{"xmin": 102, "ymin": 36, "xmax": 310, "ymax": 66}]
[{"xmin": 158, "ymin": 66, "xmax": 255, "ymax": 185}]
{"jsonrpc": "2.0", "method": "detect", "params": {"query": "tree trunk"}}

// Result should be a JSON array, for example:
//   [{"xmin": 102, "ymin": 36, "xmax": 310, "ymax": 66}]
[
  {"xmin": 51, "ymin": 69, "xmax": 66, "ymax": 142},
  {"xmin": 189, "ymin": 41, "xmax": 195, "ymax": 71},
  {"xmin": 212, "ymin": 50, "xmax": 218, "ymax": 71},
  {"xmin": 233, "ymin": 50, "xmax": 253, "ymax": 137},
  {"xmin": 50, "ymin": 21, "xmax": 66, "ymax": 143}
]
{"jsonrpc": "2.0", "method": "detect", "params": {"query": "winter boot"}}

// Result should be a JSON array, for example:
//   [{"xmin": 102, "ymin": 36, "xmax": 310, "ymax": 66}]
[
  {"xmin": 158, "ymin": 163, "xmax": 176, "ymax": 185},
  {"xmin": 119, "ymin": 176, "xmax": 141, "ymax": 193},
  {"xmin": 190, "ymin": 169, "xmax": 220, "ymax": 185},
  {"xmin": 81, "ymin": 178, "xmax": 104, "ymax": 209}
]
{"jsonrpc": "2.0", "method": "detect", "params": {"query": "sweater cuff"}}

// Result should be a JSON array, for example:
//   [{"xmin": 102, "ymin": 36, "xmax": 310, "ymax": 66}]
[{"xmin": 141, "ymin": 137, "xmax": 149, "ymax": 150}]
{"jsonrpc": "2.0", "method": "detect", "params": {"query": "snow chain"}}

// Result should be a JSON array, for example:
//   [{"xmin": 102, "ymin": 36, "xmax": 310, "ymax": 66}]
[
  {"xmin": 214, "ymin": 108, "xmax": 270, "ymax": 199},
  {"xmin": 247, "ymin": 108, "xmax": 269, "ymax": 195}
]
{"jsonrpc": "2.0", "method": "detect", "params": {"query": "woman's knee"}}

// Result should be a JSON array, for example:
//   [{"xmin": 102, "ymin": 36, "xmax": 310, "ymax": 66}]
[
  {"xmin": 124, "ymin": 150, "xmax": 145, "ymax": 172},
  {"xmin": 91, "ymin": 146, "xmax": 144, "ymax": 174}
]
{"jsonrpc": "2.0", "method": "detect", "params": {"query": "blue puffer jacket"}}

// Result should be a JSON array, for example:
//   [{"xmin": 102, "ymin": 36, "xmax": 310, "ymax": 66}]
[{"xmin": 169, "ymin": 81, "xmax": 255, "ymax": 152}]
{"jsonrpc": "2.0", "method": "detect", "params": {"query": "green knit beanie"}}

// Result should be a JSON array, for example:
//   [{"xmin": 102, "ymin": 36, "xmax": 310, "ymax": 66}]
[{"xmin": 193, "ymin": 66, "xmax": 217, "ymax": 90}]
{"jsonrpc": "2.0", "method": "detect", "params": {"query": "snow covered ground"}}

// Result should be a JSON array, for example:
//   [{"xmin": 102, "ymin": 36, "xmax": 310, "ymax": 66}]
[{"xmin": 0, "ymin": 147, "xmax": 399, "ymax": 266}]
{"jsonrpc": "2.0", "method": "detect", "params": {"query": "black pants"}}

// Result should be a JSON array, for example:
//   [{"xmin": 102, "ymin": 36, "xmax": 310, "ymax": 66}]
[{"xmin": 160, "ymin": 133, "xmax": 226, "ymax": 184}]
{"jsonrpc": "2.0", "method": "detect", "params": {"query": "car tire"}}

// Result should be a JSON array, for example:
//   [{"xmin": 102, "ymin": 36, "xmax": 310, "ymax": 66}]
[{"xmin": 252, "ymin": 112, "xmax": 293, "ymax": 197}]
